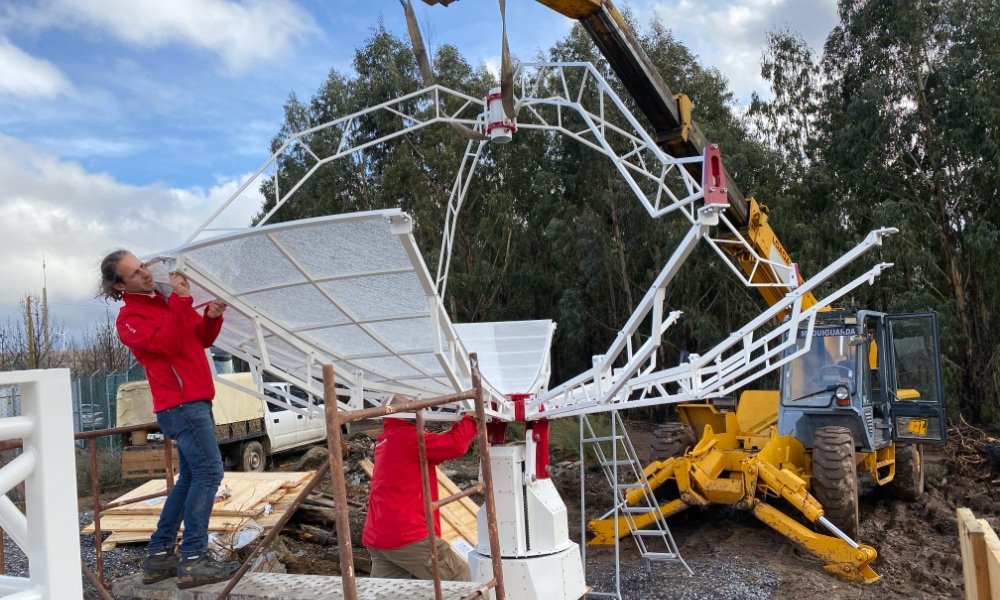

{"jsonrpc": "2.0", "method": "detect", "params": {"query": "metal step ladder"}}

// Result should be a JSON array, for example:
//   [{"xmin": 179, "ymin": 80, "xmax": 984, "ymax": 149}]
[{"xmin": 581, "ymin": 411, "xmax": 693, "ymax": 576}]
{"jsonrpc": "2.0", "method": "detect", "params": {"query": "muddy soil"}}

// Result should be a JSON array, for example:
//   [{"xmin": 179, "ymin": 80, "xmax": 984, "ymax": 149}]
[{"xmin": 272, "ymin": 420, "xmax": 998, "ymax": 600}]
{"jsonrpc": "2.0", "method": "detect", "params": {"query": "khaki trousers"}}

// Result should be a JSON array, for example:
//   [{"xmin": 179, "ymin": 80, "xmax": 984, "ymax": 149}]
[{"xmin": 368, "ymin": 537, "xmax": 471, "ymax": 581}]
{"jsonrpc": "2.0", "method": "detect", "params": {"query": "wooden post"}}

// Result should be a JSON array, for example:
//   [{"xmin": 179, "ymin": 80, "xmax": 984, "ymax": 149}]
[
  {"xmin": 958, "ymin": 507, "xmax": 1000, "ymax": 600},
  {"xmin": 323, "ymin": 365, "xmax": 357, "ymax": 600}
]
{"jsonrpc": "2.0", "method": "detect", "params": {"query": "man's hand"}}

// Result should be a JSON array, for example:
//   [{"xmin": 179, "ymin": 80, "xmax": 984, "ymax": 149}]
[
  {"xmin": 206, "ymin": 300, "xmax": 228, "ymax": 319},
  {"xmin": 169, "ymin": 272, "xmax": 190, "ymax": 297}
]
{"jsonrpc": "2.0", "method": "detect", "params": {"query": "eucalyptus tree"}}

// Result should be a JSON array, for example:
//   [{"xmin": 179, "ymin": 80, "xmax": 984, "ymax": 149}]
[{"xmin": 816, "ymin": 0, "xmax": 1000, "ymax": 425}]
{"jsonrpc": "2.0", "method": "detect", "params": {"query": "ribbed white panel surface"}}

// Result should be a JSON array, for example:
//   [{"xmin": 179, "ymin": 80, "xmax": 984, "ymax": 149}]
[{"xmin": 454, "ymin": 320, "xmax": 555, "ymax": 396}]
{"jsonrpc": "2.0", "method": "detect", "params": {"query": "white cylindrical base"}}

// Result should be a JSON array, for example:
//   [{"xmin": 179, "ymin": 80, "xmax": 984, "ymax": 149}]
[{"xmin": 469, "ymin": 544, "xmax": 587, "ymax": 600}]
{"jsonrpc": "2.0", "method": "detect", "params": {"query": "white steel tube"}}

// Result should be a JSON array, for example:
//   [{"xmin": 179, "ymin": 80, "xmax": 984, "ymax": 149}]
[
  {"xmin": 19, "ymin": 369, "xmax": 84, "ymax": 600},
  {"xmin": 0, "ymin": 448, "xmax": 35, "ymax": 497},
  {"xmin": 0, "ymin": 416, "xmax": 35, "ymax": 441},
  {"xmin": 0, "ymin": 496, "xmax": 28, "ymax": 550}
]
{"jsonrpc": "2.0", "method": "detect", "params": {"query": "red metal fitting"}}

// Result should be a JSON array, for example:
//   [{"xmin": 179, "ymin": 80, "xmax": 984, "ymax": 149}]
[
  {"xmin": 527, "ymin": 419, "xmax": 551, "ymax": 479},
  {"xmin": 702, "ymin": 144, "xmax": 728, "ymax": 206}
]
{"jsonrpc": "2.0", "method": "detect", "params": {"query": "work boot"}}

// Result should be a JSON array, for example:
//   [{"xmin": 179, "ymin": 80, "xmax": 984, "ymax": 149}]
[
  {"xmin": 176, "ymin": 553, "xmax": 241, "ymax": 589},
  {"xmin": 141, "ymin": 550, "xmax": 178, "ymax": 584}
]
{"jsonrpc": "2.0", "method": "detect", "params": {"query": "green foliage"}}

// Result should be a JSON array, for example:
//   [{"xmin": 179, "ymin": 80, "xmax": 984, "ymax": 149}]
[
  {"xmin": 752, "ymin": 0, "xmax": 1000, "ymax": 426},
  {"xmin": 75, "ymin": 446, "xmax": 124, "ymax": 494},
  {"xmin": 257, "ymin": 5, "xmax": 1000, "ymax": 428}
]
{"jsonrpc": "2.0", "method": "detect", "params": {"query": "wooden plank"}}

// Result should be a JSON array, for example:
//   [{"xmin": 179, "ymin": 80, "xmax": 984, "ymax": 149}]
[
  {"xmin": 359, "ymin": 459, "xmax": 479, "ymax": 546},
  {"xmin": 87, "ymin": 471, "xmax": 317, "ymax": 538},
  {"xmin": 83, "ymin": 514, "xmax": 250, "ymax": 534},
  {"xmin": 958, "ymin": 507, "xmax": 990, "ymax": 600},
  {"xmin": 213, "ymin": 479, "xmax": 287, "ymax": 517},
  {"xmin": 104, "ymin": 530, "xmax": 154, "ymax": 545},
  {"xmin": 979, "ymin": 518, "xmax": 1000, "ymax": 600},
  {"xmin": 104, "ymin": 472, "xmax": 311, "ymax": 517}
]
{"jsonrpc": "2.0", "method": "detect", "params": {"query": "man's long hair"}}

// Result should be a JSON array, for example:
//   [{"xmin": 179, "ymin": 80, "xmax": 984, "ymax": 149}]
[{"xmin": 98, "ymin": 249, "xmax": 129, "ymax": 301}]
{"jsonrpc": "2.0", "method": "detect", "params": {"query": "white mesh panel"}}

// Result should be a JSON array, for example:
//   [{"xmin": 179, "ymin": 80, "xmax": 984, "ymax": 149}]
[
  {"xmin": 146, "ymin": 210, "xmax": 496, "ymax": 408},
  {"xmin": 302, "ymin": 326, "xmax": 387, "ymax": 359},
  {"xmin": 366, "ymin": 317, "xmax": 436, "ymax": 352},
  {"xmin": 187, "ymin": 235, "xmax": 306, "ymax": 293},
  {"xmin": 454, "ymin": 320, "xmax": 555, "ymax": 395},
  {"xmin": 272, "ymin": 219, "xmax": 412, "ymax": 277},
  {"xmin": 323, "ymin": 272, "xmax": 429, "ymax": 320},
  {"xmin": 243, "ymin": 285, "xmax": 349, "ymax": 329}
]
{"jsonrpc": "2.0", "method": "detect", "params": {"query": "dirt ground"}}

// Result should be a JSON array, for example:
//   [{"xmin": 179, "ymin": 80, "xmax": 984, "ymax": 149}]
[{"xmin": 267, "ymin": 419, "xmax": 998, "ymax": 600}]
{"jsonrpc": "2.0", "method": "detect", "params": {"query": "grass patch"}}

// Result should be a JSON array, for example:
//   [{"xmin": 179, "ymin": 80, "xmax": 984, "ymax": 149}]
[{"xmin": 75, "ymin": 446, "xmax": 124, "ymax": 494}]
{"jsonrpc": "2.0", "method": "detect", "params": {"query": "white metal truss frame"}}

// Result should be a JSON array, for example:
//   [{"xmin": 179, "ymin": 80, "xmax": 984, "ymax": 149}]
[
  {"xmin": 182, "ymin": 61, "xmax": 714, "ymax": 422},
  {"xmin": 188, "ymin": 85, "xmax": 490, "ymax": 244},
  {"xmin": 435, "ymin": 138, "xmax": 487, "ymax": 298},
  {"xmin": 435, "ymin": 62, "xmax": 709, "ymax": 297},
  {"xmin": 533, "ymin": 227, "xmax": 898, "ymax": 419},
  {"xmin": 0, "ymin": 370, "xmax": 83, "ymax": 599},
  {"xmin": 515, "ymin": 62, "xmax": 706, "ymax": 220},
  {"xmin": 181, "ymin": 60, "xmax": 899, "ymax": 426}
]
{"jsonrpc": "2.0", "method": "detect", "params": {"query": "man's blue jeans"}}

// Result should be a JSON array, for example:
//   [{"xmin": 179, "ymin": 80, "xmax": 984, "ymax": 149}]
[{"xmin": 148, "ymin": 400, "xmax": 224, "ymax": 558}]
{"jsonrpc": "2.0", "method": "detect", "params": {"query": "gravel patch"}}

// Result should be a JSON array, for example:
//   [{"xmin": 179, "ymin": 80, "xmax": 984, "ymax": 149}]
[
  {"xmin": 584, "ymin": 556, "xmax": 779, "ymax": 600},
  {"xmin": 3, "ymin": 510, "xmax": 146, "ymax": 599}
]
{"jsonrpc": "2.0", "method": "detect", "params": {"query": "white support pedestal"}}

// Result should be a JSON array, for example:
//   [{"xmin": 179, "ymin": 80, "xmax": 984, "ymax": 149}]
[{"xmin": 469, "ymin": 444, "xmax": 586, "ymax": 600}]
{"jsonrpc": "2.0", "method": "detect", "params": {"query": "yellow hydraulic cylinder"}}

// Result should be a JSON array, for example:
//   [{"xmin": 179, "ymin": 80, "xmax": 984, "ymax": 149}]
[{"xmin": 752, "ymin": 502, "xmax": 879, "ymax": 583}]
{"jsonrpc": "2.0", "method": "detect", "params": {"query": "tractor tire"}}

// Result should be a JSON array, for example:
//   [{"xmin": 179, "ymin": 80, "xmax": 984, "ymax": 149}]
[
  {"xmin": 888, "ymin": 443, "xmax": 924, "ymax": 501},
  {"xmin": 239, "ymin": 440, "xmax": 266, "ymax": 472},
  {"xmin": 811, "ymin": 426, "xmax": 859, "ymax": 540},
  {"xmin": 649, "ymin": 422, "xmax": 696, "ymax": 463}
]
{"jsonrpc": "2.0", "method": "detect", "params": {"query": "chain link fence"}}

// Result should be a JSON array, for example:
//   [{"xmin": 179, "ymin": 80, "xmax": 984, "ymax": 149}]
[{"xmin": 0, "ymin": 361, "xmax": 145, "ymax": 444}]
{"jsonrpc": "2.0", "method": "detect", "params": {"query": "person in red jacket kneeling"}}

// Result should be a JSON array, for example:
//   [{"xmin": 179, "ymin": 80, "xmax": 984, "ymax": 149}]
[
  {"xmin": 362, "ymin": 402, "xmax": 477, "ymax": 581},
  {"xmin": 99, "ymin": 250, "xmax": 239, "ymax": 590}
]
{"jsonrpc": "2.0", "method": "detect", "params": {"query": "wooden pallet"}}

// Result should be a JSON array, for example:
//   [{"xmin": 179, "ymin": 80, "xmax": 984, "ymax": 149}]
[{"xmin": 83, "ymin": 471, "xmax": 315, "ymax": 549}]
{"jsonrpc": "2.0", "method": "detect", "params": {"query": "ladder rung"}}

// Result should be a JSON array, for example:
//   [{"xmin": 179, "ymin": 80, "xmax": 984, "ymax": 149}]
[
  {"xmin": 642, "ymin": 552, "xmax": 679, "ymax": 560},
  {"xmin": 600, "ymin": 460, "xmax": 633, "ymax": 467},
  {"xmin": 583, "ymin": 436, "xmax": 623, "ymax": 443},
  {"xmin": 632, "ymin": 530, "xmax": 668, "ymax": 536},
  {"xmin": 615, "ymin": 482, "xmax": 644, "ymax": 489},
  {"xmin": 622, "ymin": 506, "xmax": 657, "ymax": 514}
]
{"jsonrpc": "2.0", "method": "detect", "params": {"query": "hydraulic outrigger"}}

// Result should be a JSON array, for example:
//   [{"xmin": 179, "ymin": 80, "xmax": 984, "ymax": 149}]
[{"xmin": 587, "ymin": 395, "xmax": 879, "ymax": 582}]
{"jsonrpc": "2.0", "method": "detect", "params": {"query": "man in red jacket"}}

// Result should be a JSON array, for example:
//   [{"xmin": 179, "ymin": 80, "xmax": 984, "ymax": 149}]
[
  {"xmin": 362, "ymin": 406, "xmax": 477, "ymax": 581},
  {"xmin": 99, "ymin": 250, "xmax": 239, "ymax": 589}
]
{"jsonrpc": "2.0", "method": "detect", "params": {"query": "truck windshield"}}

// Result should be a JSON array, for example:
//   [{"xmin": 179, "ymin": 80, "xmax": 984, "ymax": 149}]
[{"xmin": 782, "ymin": 328, "xmax": 857, "ymax": 405}]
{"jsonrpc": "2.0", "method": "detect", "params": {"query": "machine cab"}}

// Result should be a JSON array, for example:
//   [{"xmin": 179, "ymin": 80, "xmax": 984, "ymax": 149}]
[{"xmin": 777, "ymin": 311, "xmax": 947, "ymax": 449}]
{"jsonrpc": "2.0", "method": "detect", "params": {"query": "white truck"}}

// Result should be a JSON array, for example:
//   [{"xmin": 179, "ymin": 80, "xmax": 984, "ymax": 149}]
[{"xmin": 116, "ymin": 372, "xmax": 328, "ymax": 477}]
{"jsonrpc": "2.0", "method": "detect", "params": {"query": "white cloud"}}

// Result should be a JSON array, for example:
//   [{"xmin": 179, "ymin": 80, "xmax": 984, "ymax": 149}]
[
  {"xmin": 639, "ymin": 0, "xmax": 837, "ymax": 102},
  {"xmin": 0, "ymin": 36, "xmax": 72, "ymax": 98},
  {"xmin": 0, "ymin": 135, "xmax": 261, "ymax": 333},
  {"xmin": 28, "ymin": 0, "xmax": 317, "ymax": 73}
]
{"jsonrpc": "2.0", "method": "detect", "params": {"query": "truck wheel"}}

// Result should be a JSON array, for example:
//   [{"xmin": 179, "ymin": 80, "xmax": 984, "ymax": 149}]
[
  {"xmin": 888, "ymin": 443, "xmax": 924, "ymax": 501},
  {"xmin": 812, "ymin": 426, "xmax": 859, "ymax": 540},
  {"xmin": 649, "ymin": 422, "xmax": 696, "ymax": 462},
  {"xmin": 239, "ymin": 441, "xmax": 266, "ymax": 472}
]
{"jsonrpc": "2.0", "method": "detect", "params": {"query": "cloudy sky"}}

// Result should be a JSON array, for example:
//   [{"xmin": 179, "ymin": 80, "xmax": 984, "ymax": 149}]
[{"xmin": 0, "ymin": 0, "xmax": 837, "ymax": 338}]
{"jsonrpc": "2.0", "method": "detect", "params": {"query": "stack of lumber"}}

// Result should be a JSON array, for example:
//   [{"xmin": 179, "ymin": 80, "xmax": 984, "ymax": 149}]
[
  {"xmin": 82, "ymin": 471, "xmax": 315, "ymax": 551},
  {"xmin": 359, "ymin": 459, "xmax": 478, "ymax": 552}
]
